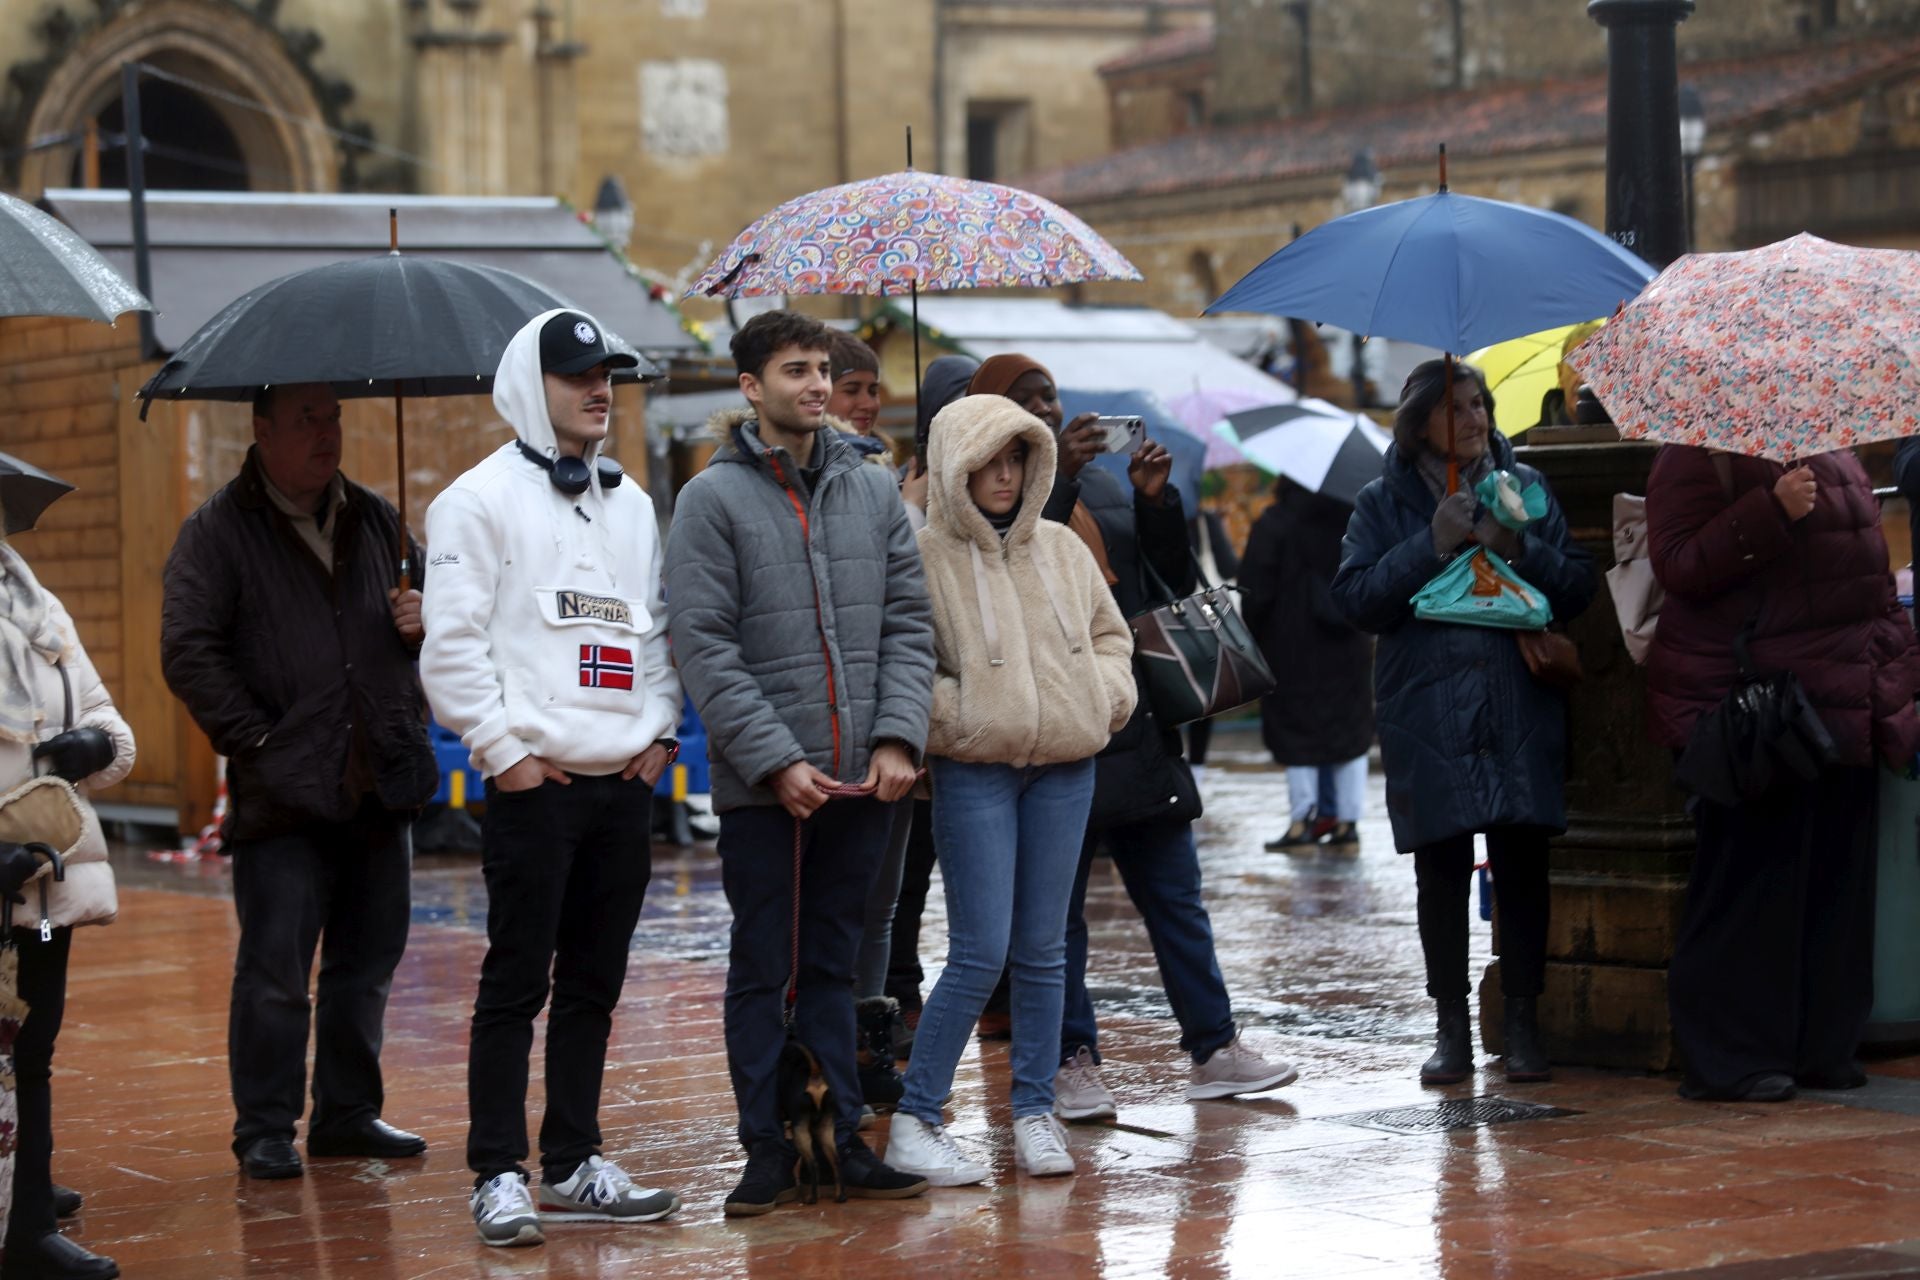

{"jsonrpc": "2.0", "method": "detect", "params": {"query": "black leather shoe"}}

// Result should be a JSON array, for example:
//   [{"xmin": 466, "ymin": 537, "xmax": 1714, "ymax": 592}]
[
  {"xmin": 307, "ymin": 1119, "xmax": 427, "ymax": 1159},
  {"xmin": 0, "ymin": 1230, "xmax": 119, "ymax": 1279},
  {"xmin": 1420, "ymin": 997, "xmax": 1473, "ymax": 1085},
  {"xmin": 1680, "ymin": 1072, "xmax": 1797, "ymax": 1103},
  {"xmin": 238, "ymin": 1135, "xmax": 303, "ymax": 1179},
  {"xmin": 1797, "ymin": 1062, "xmax": 1868, "ymax": 1091},
  {"xmin": 51, "ymin": 1185, "xmax": 81, "ymax": 1219}
]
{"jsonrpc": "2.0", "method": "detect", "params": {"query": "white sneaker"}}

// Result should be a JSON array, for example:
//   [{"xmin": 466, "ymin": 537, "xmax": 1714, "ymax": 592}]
[
  {"xmin": 1012, "ymin": 1114, "xmax": 1075, "ymax": 1177},
  {"xmin": 1052, "ymin": 1047, "xmax": 1118, "ymax": 1122},
  {"xmin": 538, "ymin": 1154, "xmax": 680, "ymax": 1222},
  {"xmin": 883, "ymin": 1113, "xmax": 988, "ymax": 1187},
  {"xmin": 1187, "ymin": 1033, "xmax": 1299, "ymax": 1101},
  {"xmin": 471, "ymin": 1172, "xmax": 543, "ymax": 1247}
]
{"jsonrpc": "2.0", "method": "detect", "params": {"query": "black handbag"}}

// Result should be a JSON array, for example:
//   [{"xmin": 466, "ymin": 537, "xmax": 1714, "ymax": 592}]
[
  {"xmin": 1087, "ymin": 692, "xmax": 1202, "ymax": 831},
  {"xmin": 1674, "ymin": 626, "xmax": 1836, "ymax": 807},
  {"xmin": 1130, "ymin": 550, "xmax": 1277, "ymax": 729}
]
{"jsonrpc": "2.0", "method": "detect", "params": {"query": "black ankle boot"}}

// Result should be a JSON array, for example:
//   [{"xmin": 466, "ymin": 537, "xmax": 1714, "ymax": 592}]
[
  {"xmin": 855, "ymin": 997, "xmax": 905, "ymax": 1107},
  {"xmin": 1503, "ymin": 995, "xmax": 1551, "ymax": 1082},
  {"xmin": 1420, "ymin": 997, "xmax": 1473, "ymax": 1085}
]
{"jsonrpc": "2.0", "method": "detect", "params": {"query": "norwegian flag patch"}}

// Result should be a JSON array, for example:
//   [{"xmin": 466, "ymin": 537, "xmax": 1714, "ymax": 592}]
[{"xmin": 579, "ymin": 644, "xmax": 634, "ymax": 691}]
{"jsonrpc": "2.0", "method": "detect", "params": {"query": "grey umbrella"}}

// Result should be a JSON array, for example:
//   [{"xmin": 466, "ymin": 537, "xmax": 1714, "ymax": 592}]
[
  {"xmin": 0, "ymin": 191, "xmax": 150, "ymax": 323},
  {"xmin": 0, "ymin": 453, "xmax": 75, "ymax": 535}
]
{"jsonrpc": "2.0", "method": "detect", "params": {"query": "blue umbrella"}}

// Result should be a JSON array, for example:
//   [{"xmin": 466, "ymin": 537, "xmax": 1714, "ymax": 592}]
[
  {"xmin": 1060, "ymin": 388, "xmax": 1205, "ymax": 520},
  {"xmin": 1204, "ymin": 189, "xmax": 1654, "ymax": 355}
]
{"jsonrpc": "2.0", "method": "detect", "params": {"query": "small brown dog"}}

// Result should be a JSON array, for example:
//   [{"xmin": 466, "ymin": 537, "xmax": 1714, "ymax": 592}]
[{"xmin": 778, "ymin": 1038, "xmax": 844, "ymax": 1204}]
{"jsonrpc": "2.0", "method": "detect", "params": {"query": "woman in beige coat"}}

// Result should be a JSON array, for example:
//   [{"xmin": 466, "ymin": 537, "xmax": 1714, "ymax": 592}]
[
  {"xmin": 0, "ymin": 531, "xmax": 132, "ymax": 1280},
  {"xmin": 883, "ymin": 395, "xmax": 1134, "ymax": 1187}
]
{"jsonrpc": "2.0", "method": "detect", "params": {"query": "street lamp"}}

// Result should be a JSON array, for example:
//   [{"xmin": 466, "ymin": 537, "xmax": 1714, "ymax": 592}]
[
  {"xmin": 1678, "ymin": 84, "xmax": 1705, "ymax": 253},
  {"xmin": 1342, "ymin": 148, "xmax": 1381, "ymax": 407},
  {"xmin": 592, "ymin": 174, "xmax": 634, "ymax": 252}
]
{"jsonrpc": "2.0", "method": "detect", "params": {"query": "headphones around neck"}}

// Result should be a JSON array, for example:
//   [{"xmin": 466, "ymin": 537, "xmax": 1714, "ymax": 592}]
[{"xmin": 517, "ymin": 440, "xmax": 623, "ymax": 495}]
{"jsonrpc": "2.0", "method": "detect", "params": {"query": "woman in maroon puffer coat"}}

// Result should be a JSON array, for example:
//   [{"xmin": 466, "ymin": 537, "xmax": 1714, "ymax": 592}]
[{"xmin": 1646, "ymin": 445, "xmax": 1920, "ymax": 1103}]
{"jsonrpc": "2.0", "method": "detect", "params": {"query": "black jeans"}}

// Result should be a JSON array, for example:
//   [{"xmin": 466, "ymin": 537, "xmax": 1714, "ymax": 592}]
[
  {"xmin": 468, "ymin": 773, "xmax": 653, "ymax": 1181},
  {"xmin": 1414, "ymin": 827, "xmax": 1551, "ymax": 1001},
  {"xmin": 1671, "ymin": 766, "xmax": 1877, "ymax": 1094},
  {"xmin": 228, "ymin": 798, "xmax": 412, "ymax": 1154},
  {"xmin": 6, "ymin": 925, "xmax": 70, "ymax": 1246},
  {"xmin": 719, "ymin": 797, "xmax": 893, "ymax": 1151},
  {"xmin": 884, "ymin": 800, "xmax": 937, "ymax": 1011}
]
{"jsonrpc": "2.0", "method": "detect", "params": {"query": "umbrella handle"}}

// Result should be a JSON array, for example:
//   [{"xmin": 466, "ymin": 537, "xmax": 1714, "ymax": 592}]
[
  {"xmin": 395, "ymin": 392, "xmax": 411, "ymax": 592},
  {"xmin": 1445, "ymin": 353, "xmax": 1459, "ymax": 495}
]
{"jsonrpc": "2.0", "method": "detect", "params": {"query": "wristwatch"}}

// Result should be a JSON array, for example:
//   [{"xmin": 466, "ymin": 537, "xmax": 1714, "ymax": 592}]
[{"xmin": 657, "ymin": 738, "xmax": 680, "ymax": 765}]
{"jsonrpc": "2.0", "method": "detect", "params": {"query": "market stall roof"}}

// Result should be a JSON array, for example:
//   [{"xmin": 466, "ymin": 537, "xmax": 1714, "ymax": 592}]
[
  {"xmin": 39, "ymin": 190, "xmax": 705, "ymax": 358},
  {"xmin": 871, "ymin": 296, "xmax": 1297, "ymax": 406}
]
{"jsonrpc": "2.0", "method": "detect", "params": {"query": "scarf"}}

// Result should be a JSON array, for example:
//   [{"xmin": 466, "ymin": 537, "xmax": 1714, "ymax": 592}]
[
  {"xmin": 0, "ymin": 544, "xmax": 71, "ymax": 744},
  {"xmin": 1415, "ymin": 447, "xmax": 1495, "ymax": 504},
  {"xmin": 985, "ymin": 501, "xmax": 1021, "ymax": 538}
]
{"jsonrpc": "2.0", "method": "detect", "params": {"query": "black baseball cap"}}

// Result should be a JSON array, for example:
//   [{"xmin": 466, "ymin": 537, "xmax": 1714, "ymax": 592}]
[{"xmin": 539, "ymin": 311, "xmax": 640, "ymax": 376}]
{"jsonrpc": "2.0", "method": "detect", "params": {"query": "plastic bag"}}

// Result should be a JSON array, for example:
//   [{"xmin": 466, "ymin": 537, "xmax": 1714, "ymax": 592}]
[
  {"xmin": 1474, "ymin": 470, "xmax": 1548, "ymax": 531},
  {"xmin": 1412, "ymin": 547, "xmax": 1553, "ymax": 631}
]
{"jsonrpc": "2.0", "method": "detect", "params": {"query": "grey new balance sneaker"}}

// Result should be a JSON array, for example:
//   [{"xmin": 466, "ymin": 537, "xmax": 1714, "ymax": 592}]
[
  {"xmin": 1053, "ymin": 1046, "xmax": 1118, "ymax": 1122},
  {"xmin": 1188, "ymin": 1034, "xmax": 1298, "ymax": 1101},
  {"xmin": 538, "ymin": 1155, "xmax": 681, "ymax": 1223},
  {"xmin": 471, "ymin": 1172, "xmax": 543, "ymax": 1248}
]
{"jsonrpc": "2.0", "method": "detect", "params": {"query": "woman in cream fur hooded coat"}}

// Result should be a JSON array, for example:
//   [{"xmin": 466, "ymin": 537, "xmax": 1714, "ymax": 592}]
[{"xmin": 884, "ymin": 395, "xmax": 1133, "ymax": 1188}]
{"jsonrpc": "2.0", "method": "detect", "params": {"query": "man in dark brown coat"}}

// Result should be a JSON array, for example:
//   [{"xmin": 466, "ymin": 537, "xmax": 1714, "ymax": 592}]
[{"xmin": 161, "ymin": 383, "xmax": 437, "ymax": 1181}]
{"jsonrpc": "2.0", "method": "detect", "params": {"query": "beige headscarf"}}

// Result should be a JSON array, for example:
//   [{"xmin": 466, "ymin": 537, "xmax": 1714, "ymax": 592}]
[{"xmin": 0, "ymin": 544, "xmax": 71, "ymax": 744}]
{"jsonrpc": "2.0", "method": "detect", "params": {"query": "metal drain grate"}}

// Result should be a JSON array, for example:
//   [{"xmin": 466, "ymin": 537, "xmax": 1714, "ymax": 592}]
[{"xmin": 1329, "ymin": 1095, "xmax": 1580, "ymax": 1135}]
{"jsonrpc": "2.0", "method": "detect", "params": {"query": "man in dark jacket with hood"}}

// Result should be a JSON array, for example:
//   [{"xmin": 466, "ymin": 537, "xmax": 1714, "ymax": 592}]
[
  {"xmin": 161, "ymin": 383, "xmax": 438, "ymax": 1182},
  {"xmin": 666, "ymin": 310, "xmax": 935, "ymax": 1216}
]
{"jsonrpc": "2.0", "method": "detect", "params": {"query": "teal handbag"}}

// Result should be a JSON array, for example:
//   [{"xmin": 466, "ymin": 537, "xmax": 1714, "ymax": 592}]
[{"xmin": 1412, "ymin": 547, "xmax": 1553, "ymax": 631}]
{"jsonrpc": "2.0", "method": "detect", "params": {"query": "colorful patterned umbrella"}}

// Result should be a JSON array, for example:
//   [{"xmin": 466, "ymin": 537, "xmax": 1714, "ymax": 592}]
[
  {"xmin": 686, "ymin": 170, "xmax": 1141, "ymax": 299},
  {"xmin": 1569, "ymin": 234, "xmax": 1920, "ymax": 460}
]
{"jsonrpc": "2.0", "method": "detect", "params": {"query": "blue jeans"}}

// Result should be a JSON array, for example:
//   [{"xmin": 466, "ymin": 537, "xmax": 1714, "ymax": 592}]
[
  {"xmin": 1286, "ymin": 755, "xmax": 1368, "ymax": 823},
  {"xmin": 1061, "ymin": 817, "xmax": 1237, "ymax": 1065},
  {"xmin": 898, "ymin": 757, "xmax": 1095, "ymax": 1123}
]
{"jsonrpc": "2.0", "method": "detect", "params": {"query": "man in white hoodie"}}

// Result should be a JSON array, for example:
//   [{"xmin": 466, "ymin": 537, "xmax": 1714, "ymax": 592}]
[{"xmin": 421, "ymin": 309, "xmax": 683, "ymax": 1248}]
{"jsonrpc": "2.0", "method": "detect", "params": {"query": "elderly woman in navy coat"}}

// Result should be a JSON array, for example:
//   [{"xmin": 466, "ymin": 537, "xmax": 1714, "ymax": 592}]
[{"xmin": 1332, "ymin": 360, "xmax": 1595, "ymax": 1087}]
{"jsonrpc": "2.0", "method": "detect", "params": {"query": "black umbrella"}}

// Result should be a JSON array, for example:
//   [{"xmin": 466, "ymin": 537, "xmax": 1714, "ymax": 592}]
[
  {"xmin": 137, "ymin": 216, "xmax": 662, "ymax": 584},
  {"xmin": 0, "ymin": 453, "xmax": 75, "ymax": 535},
  {"xmin": 0, "ymin": 191, "xmax": 150, "ymax": 323}
]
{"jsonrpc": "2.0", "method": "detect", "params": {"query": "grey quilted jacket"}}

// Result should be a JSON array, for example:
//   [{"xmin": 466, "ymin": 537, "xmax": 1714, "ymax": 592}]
[{"xmin": 666, "ymin": 411, "xmax": 934, "ymax": 812}]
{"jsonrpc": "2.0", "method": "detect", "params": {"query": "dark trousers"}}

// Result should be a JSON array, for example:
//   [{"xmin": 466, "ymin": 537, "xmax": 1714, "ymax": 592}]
[
  {"xmin": 1061, "ymin": 818, "xmax": 1237, "ymax": 1065},
  {"xmin": 884, "ymin": 800, "xmax": 937, "ymax": 1011},
  {"xmin": 6, "ymin": 925, "xmax": 70, "ymax": 1246},
  {"xmin": 719, "ymin": 798, "xmax": 893, "ymax": 1151},
  {"xmin": 468, "ymin": 774, "xmax": 653, "ymax": 1181},
  {"xmin": 1670, "ymin": 766, "xmax": 1877, "ymax": 1094},
  {"xmin": 1414, "ymin": 827, "xmax": 1551, "ymax": 1001},
  {"xmin": 228, "ymin": 799, "xmax": 412, "ymax": 1154}
]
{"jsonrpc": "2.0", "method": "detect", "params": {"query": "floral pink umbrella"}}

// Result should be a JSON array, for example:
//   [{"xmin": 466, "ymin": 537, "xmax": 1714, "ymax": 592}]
[
  {"xmin": 1568, "ymin": 233, "xmax": 1920, "ymax": 460},
  {"xmin": 688, "ymin": 163, "xmax": 1142, "ymax": 450}
]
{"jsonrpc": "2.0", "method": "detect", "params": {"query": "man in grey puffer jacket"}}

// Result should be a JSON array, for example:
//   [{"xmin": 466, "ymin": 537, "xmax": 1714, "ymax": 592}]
[{"xmin": 666, "ymin": 309, "xmax": 934, "ymax": 1217}]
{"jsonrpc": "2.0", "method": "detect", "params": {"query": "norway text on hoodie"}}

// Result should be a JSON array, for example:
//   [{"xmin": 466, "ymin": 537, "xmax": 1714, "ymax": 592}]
[{"xmin": 419, "ymin": 309, "xmax": 681, "ymax": 778}]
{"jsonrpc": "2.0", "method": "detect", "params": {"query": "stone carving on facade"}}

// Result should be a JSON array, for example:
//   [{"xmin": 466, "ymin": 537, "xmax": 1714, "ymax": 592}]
[{"xmin": 640, "ymin": 58, "xmax": 728, "ymax": 158}]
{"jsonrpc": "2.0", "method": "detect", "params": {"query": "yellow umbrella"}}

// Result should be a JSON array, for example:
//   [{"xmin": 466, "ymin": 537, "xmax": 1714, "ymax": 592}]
[{"xmin": 1468, "ymin": 319, "xmax": 1606, "ymax": 436}]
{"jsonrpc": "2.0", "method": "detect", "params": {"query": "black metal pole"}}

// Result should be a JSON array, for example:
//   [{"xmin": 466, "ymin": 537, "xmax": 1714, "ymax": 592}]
[
  {"xmin": 1683, "ymin": 155, "xmax": 1697, "ymax": 253},
  {"xmin": 1588, "ymin": 0, "xmax": 1696, "ymax": 271},
  {"xmin": 120, "ymin": 60, "xmax": 156, "ymax": 359}
]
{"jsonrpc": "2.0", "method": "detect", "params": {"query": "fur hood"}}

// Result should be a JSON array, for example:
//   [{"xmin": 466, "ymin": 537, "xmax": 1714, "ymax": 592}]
[{"xmin": 923, "ymin": 395, "xmax": 1057, "ymax": 554}]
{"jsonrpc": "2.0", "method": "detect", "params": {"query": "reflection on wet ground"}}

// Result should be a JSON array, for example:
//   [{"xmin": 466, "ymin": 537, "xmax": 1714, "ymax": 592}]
[{"xmin": 72, "ymin": 733, "xmax": 1920, "ymax": 1277}]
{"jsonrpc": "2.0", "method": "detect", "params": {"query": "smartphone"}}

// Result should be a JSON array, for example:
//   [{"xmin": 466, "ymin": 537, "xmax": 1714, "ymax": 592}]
[{"xmin": 1091, "ymin": 415, "xmax": 1146, "ymax": 455}]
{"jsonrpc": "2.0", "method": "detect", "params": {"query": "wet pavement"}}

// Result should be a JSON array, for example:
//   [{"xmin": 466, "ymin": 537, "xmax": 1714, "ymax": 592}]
[{"xmin": 58, "ymin": 730, "xmax": 1920, "ymax": 1277}]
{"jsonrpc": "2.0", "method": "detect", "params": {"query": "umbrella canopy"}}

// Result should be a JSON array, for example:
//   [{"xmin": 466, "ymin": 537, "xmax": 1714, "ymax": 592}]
[
  {"xmin": 0, "ymin": 190, "xmax": 150, "ymax": 323},
  {"xmin": 1569, "ymin": 234, "xmax": 1920, "ymax": 460},
  {"xmin": 0, "ymin": 452, "xmax": 75, "ymax": 535},
  {"xmin": 1231, "ymin": 409, "xmax": 1390, "ymax": 506},
  {"xmin": 1059, "ymin": 388, "xmax": 1206, "ymax": 521},
  {"xmin": 686, "ymin": 170, "xmax": 1142, "ymax": 299},
  {"xmin": 1204, "ymin": 189, "xmax": 1654, "ymax": 354},
  {"xmin": 137, "ymin": 254, "xmax": 657, "ymax": 407},
  {"xmin": 1214, "ymin": 397, "xmax": 1363, "ymax": 446},
  {"xmin": 1466, "ymin": 320, "xmax": 1606, "ymax": 436},
  {"xmin": 1165, "ymin": 387, "xmax": 1275, "ymax": 468}
]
